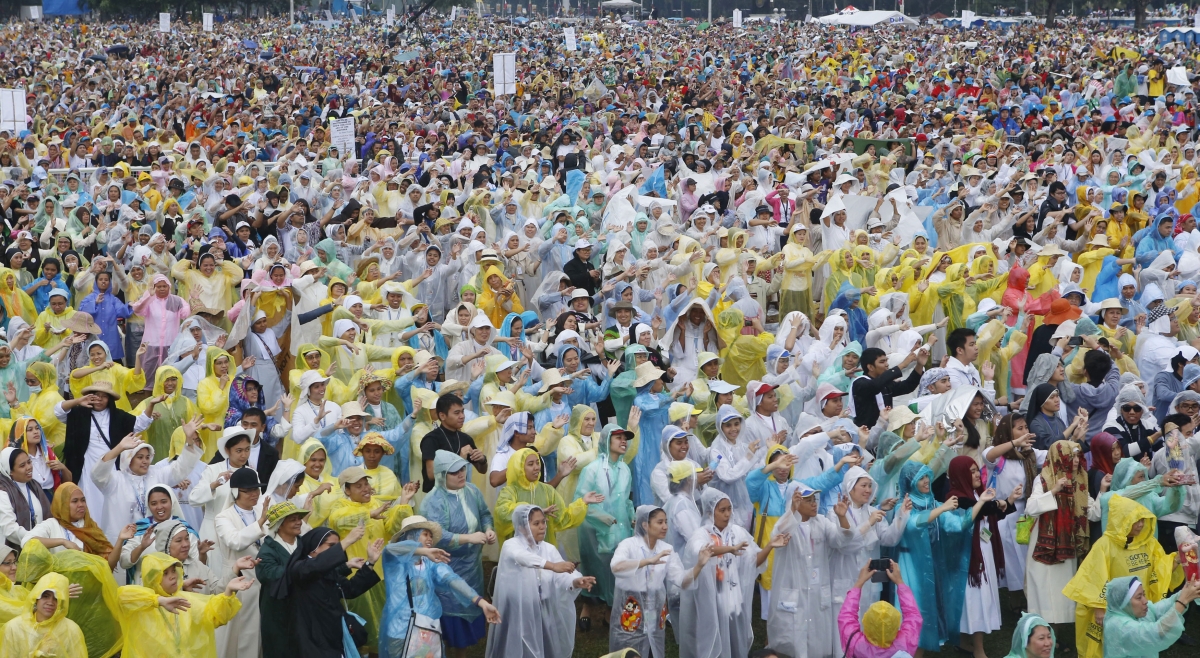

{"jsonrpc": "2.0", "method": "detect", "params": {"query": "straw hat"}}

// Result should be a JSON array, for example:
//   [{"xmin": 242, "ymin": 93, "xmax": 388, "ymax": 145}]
[
  {"xmin": 266, "ymin": 501, "xmax": 311, "ymax": 530},
  {"xmin": 63, "ymin": 312, "xmax": 102, "ymax": 334},
  {"xmin": 633, "ymin": 362, "xmax": 666, "ymax": 388},
  {"xmin": 354, "ymin": 432, "xmax": 396, "ymax": 456},
  {"xmin": 392, "ymin": 515, "xmax": 444, "ymax": 544},
  {"xmin": 340, "ymin": 401, "xmax": 370, "ymax": 419},
  {"xmin": 80, "ymin": 380, "xmax": 118, "ymax": 397},
  {"xmin": 1098, "ymin": 298, "xmax": 1127, "ymax": 315},
  {"xmin": 538, "ymin": 368, "xmax": 569, "ymax": 393}
]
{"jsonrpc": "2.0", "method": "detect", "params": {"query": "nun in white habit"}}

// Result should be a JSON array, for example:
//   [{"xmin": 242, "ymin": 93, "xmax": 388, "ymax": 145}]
[
  {"xmin": 827, "ymin": 466, "xmax": 909, "ymax": 617},
  {"xmin": 242, "ymin": 309, "xmax": 285, "ymax": 409}
]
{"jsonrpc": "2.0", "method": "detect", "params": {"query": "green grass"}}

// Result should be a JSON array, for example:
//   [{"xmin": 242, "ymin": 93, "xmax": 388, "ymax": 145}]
[{"xmin": 461, "ymin": 587, "xmax": 1200, "ymax": 657}]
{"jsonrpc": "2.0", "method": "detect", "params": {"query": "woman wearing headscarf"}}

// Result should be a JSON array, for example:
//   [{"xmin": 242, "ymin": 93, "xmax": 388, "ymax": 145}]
[
  {"xmin": 131, "ymin": 366, "xmax": 198, "ymax": 464},
  {"xmin": 704, "ymin": 405, "xmax": 762, "ymax": 532},
  {"xmin": 1063, "ymin": 495, "xmax": 1185, "ymax": 658},
  {"xmin": 418, "ymin": 449, "xmax": 496, "ymax": 653},
  {"xmin": 1097, "ymin": 458, "xmax": 1185, "ymax": 534},
  {"xmin": 118, "ymin": 483, "xmax": 199, "ymax": 583},
  {"xmin": 0, "ymin": 447, "xmax": 51, "ymax": 548},
  {"xmin": 1104, "ymin": 574, "xmax": 1200, "ymax": 657},
  {"xmin": 609, "ymin": 505, "xmax": 673, "ymax": 658},
  {"xmin": 294, "ymin": 440, "xmax": 339, "ymax": 528},
  {"xmin": 494, "ymin": 446, "xmax": 599, "ymax": 546},
  {"xmin": 676, "ymin": 488, "xmax": 779, "ymax": 658},
  {"xmin": 68, "ymin": 339, "xmax": 147, "ymax": 413},
  {"xmin": 485, "ymin": 505, "xmax": 594, "ymax": 658},
  {"xmin": 0, "ymin": 572, "xmax": 87, "ymax": 658},
  {"xmin": 257, "ymin": 500, "xmax": 310, "ymax": 658},
  {"xmin": 1022, "ymin": 440, "xmax": 1102, "ymax": 635},
  {"xmin": 90, "ymin": 427, "xmax": 203, "ymax": 542},
  {"xmin": 982, "ymin": 413, "xmax": 1043, "ymax": 594},
  {"xmin": 1002, "ymin": 612, "xmax": 1057, "ymax": 658},
  {"xmin": 115, "ymin": 552, "xmax": 251, "ymax": 658},
  {"xmin": 196, "ymin": 347, "xmax": 247, "ymax": 459},
  {"xmin": 574, "ymin": 424, "xmax": 638, "ymax": 630},
  {"xmin": 379, "ymin": 513, "xmax": 500, "ymax": 658},
  {"xmin": 0, "ymin": 267, "xmax": 36, "ymax": 334},
  {"xmin": 6, "ymin": 416, "xmax": 66, "ymax": 500},
  {"xmin": 894, "ymin": 460, "xmax": 974, "ymax": 653}
]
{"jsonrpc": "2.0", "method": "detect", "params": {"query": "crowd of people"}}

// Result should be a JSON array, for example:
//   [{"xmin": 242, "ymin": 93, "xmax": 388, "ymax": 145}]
[{"xmin": 4, "ymin": 7, "xmax": 1200, "ymax": 658}]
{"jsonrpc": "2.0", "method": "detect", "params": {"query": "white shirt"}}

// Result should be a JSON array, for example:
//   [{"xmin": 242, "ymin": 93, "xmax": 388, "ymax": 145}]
[
  {"xmin": 290, "ymin": 398, "xmax": 342, "ymax": 446},
  {"xmin": 0, "ymin": 481, "xmax": 44, "ymax": 545},
  {"xmin": 53, "ymin": 402, "xmax": 154, "ymax": 525}
]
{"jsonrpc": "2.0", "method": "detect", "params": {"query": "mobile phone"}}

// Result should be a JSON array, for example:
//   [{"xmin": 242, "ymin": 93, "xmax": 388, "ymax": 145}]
[
  {"xmin": 1067, "ymin": 336, "xmax": 1083, "ymax": 347},
  {"xmin": 869, "ymin": 558, "xmax": 892, "ymax": 582}
]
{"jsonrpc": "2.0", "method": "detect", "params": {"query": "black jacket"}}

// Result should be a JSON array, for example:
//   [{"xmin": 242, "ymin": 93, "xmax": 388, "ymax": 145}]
[
  {"xmin": 851, "ymin": 366, "xmax": 923, "ymax": 428},
  {"xmin": 563, "ymin": 254, "xmax": 599, "ymax": 296},
  {"xmin": 64, "ymin": 404, "xmax": 136, "ymax": 485},
  {"xmin": 207, "ymin": 440, "xmax": 279, "ymax": 486},
  {"xmin": 290, "ymin": 542, "xmax": 381, "ymax": 658}
]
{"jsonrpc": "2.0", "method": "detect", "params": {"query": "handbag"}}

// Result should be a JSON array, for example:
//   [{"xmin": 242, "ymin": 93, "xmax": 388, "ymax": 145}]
[
  {"xmin": 1015, "ymin": 514, "xmax": 1036, "ymax": 545},
  {"xmin": 400, "ymin": 574, "xmax": 444, "ymax": 658}
]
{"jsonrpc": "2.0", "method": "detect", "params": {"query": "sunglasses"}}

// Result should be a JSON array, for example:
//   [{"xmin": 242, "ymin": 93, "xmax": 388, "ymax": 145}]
[{"xmin": 1121, "ymin": 405, "xmax": 1140, "ymax": 413}]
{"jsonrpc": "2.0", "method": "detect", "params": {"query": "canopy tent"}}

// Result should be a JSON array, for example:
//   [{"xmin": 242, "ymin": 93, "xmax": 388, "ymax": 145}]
[
  {"xmin": 817, "ymin": 7, "xmax": 918, "ymax": 27},
  {"xmin": 600, "ymin": 0, "xmax": 642, "ymax": 7}
]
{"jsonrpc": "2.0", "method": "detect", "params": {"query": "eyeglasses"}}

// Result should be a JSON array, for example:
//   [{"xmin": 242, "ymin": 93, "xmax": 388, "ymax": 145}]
[{"xmin": 1121, "ymin": 405, "xmax": 1140, "ymax": 413}]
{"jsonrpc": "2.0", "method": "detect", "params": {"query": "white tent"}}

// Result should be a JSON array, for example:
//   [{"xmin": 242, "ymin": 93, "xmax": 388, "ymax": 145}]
[
  {"xmin": 600, "ymin": 0, "xmax": 642, "ymax": 8},
  {"xmin": 817, "ymin": 6, "xmax": 918, "ymax": 27}
]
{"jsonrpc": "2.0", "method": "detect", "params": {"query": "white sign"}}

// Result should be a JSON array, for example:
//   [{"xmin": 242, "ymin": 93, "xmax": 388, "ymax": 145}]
[
  {"xmin": 493, "ymin": 52, "xmax": 517, "ymax": 95},
  {"xmin": 386, "ymin": 8, "xmax": 394, "ymax": 25},
  {"xmin": 1168, "ymin": 66, "xmax": 1191, "ymax": 87},
  {"xmin": 330, "ymin": 117, "xmax": 356, "ymax": 158},
  {"xmin": 451, "ymin": 6, "xmax": 458, "ymax": 19},
  {"xmin": 562, "ymin": 0, "xmax": 569, "ymax": 9},
  {"xmin": 563, "ymin": 27, "xmax": 576, "ymax": 50},
  {"xmin": 960, "ymin": 9, "xmax": 975, "ymax": 26},
  {"xmin": 25, "ymin": 6, "xmax": 41, "ymax": 20},
  {"xmin": 323, "ymin": 9, "xmax": 334, "ymax": 20},
  {"xmin": 159, "ymin": 12, "xmax": 171, "ymax": 33},
  {"xmin": 0, "ymin": 89, "xmax": 27, "ymax": 135},
  {"xmin": 203, "ymin": 12, "xmax": 213, "ymax": 31},
  {"xmin": 732, "ymin": 9, "xmax": 742, "ymax": 27}
]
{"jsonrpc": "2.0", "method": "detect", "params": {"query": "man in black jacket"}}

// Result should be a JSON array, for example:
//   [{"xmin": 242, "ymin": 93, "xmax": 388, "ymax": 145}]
[
  {"xmin": 563, "ymin": 238, "xmax": 601, "ymax": 296},
  {"xmin": 57, "ymin": 381, "xmax": 153, "ymax": 500},
  {"xmin": 211, "ymin": 407, "xmax": 281, "ymax": 487},
  {"xmin": 851, "ymin": 346, "xmax": 926, "ymax": 428}
]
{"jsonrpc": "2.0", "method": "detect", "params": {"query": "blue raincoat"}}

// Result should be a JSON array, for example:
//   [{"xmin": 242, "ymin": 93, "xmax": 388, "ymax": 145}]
[
  {"xmin": 417, "ymin": 451, "xmax": 493, "ymax": 609},
  {"xmin": 632, "ymin": 383, "xmax": 672, "ymax": 507},
  {"xmin": 895, "ymin": 461, "xmax": 973, "ymax": 652}
]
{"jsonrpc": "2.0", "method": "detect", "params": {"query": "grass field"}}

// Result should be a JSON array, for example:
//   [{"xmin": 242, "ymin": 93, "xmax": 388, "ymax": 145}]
[{"xmin": 460, "ymin": 586, "xmax": 1200, "ymax": 657}]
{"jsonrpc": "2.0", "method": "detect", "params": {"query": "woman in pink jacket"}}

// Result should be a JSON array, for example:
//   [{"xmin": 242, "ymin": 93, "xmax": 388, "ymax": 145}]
[
  {"xmin": 839, "ymin": 560, "xmax": 922, "ymax": 658},
  {"xmin": 129, "ymin": 273, "xmax": 191, "ymax": 387}
]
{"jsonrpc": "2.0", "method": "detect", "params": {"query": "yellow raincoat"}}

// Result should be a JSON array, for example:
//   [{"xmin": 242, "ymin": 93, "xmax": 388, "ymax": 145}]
[
  {"xmin": 0, "ymin": 268, "xmax": 36, "ymax": 330},
  {"xmin": 1063, "ymin": 495, "xmax": 1183, "ymax": 658},
  {"xmin": 295, "ymin": 440, "xmax": 340, "ymax": 527},
  {"xmin": 10, "ymin": 362, "xmax": 64, "ymax": 449},
  {"xmin": 133, "ymin": 366, "xmax": 199, "ymax": 464},
  {"xmin": 16, "ymin": 538, "xmax": 122, "ymax": 658},
  {"xmin": 196, "ymin": 347, "xmax": 236, "ymax": 461},
  {"xmin": 0, "ymin": 573, "xmax": 87, "ymax": 658},
  {"xmin": 116, "ymin": 553, "xmax": 241, "ymax": 658},
  {"xmin": 555, "ymin": 405, "xmax": 602, "ymax": 561},
  {"xmin": 326, "ymin": 493, "xmax": 413, "ymax": 654},
  {"xmin": 495, "ymin": 447, "xmax": 587, "ymax": 546},
  {"xmin": 477, "ymin": 265, "xmax": 524, "ymax": 327},
  {"xmin": 0, "ymin": 568, "xmax": 28, "ymax": 626}
]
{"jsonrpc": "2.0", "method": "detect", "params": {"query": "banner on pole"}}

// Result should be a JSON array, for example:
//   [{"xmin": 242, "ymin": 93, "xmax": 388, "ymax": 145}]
[
  {"xmin": 493, "ymin": 52, "xmax": 517, "ymax": 95},
  {"xmin": 564, "ymin": 27, "xmax": 576, "ymax": 50},
  {"xmin": 203, "ymin": 13, "xmax": 214, "ymax": 31},
  {"xmin": 732, "ymin": 9, "xmax": 742, "ymax": 27},
  {"xmin": 0, "ymin": 90, "xmax": 27, "ymax": 135},
  {"xmin": 159, "ymin": 12, "xmax": 171, "ymax": 32}
]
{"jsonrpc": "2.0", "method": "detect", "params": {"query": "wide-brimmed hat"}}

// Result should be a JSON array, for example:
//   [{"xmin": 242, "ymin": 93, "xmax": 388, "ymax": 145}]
[
  {"xmin": 633, "ymin": 362, "xmax": 666, "ymax": 388},
  {"xmin": 354, "ymin": 432, "xmax": 396, "ymax": 456},
  {"xmin": 1045, "ymin": 299, "xmax": 1082, "ymax": 325},
  {"xmin": 607, "ymin": 301, "xmax": 635, "ymax": 317},
  {"xmin": 299, "ymin": 370, "xmax": 330, "ymax": 393},
  {"xmin": 1088, "ymin": 234, "xmax": 1110, "ymax": 248},
  {"xmin": 63, "ymin": 312, "xmax": 102, "ymax": 334},
  {"xmin": 1098, "ymin": 298, "xmax": 1128, "ymax": 315},
  {"xmin": 538, "ymin": 368, "xmax": 569, "ymax": 393},
  {"xmin": 392, "ymin": 515, "xmax": 443, "ymax": 544},
  {"xmin": 340, "ymin": 401, "xmax": 370, "ymax": 419},
  {"xmin": 229, "ymin": 467, "xmax": 265, "ymax": 491},
  {"xmin": 218, "ymin": 426, "xmax": 255, "ymax": 459},
  {"xmin": 80, "ymin": 380, "xmax": 118, "ymax": 398},
  {"xmin": 266, "ymin": 501, "xmax": 310, "ymax": 530}
]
